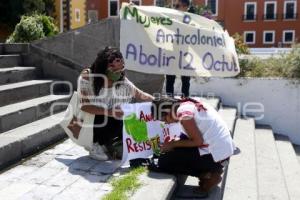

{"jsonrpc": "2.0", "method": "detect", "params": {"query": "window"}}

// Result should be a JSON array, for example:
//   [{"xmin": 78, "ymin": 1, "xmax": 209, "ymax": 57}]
[
  {"xmin": 88, "ymin": 10, "xmax": 98, "ymax": 24},
  {"xmin": 244, "ymin": 2, "xmax": 257, "ymax": 20},
  {"xmin": 263, "ymin": 31, "xmax": 275, "ymax": 44},
  {"xmin": 264, "ymin": 1, "xmax": 277, "ymax": 20},
  {"xmin": 206, "ymin": 0, "xmax": 218, "ymax": 16},
  {"xmin": 244, "ymin": 31, "xmax": 256, "ymax": 44},
  {"xmin": 130, "ymin": 0, "xmax": 141, "ymax": 6},
  {"xmin": 109, "ymin": 0, "xmax": 118, "ymax": 17},
  {"xmin": 155, "ymin": 0, "xmax": 164, "ymax": 6},
  {"xmin": 283, "ymin": 30, "xmax": 295, "ymax": 43},
  {"xmin": 284, "ymin": 1, "xmax": 297, "ymax": 19},
  {"xmin": 75, "ymin": 9, "xmax": 80, "ymax": 22}
]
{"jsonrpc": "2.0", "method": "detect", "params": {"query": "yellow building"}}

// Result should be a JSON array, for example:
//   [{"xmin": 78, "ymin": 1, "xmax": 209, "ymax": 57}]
[
  {"xmin": 70, "ymin": 0, "xmax": 86, "ymax": 29},
  {"xmin": 54, "ymin": 0, "xmax": 62, "ymax": 31},
  {"xmin": 54, "ymin": 0, "xmax": 87, "ymax": 32}
]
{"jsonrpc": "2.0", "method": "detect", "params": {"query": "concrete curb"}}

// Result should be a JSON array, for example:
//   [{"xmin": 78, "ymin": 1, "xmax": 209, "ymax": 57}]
[
  {"xmin": 223, "ymin": 118, "xmax": 257, "ymax": 200},
  {"xmin": 275, "ymin": 135, "xmax": 300, "ymax": 200},
  {"xmin": 131, "ymin": 172, "xmax": 177, "ymax": 200},
  {"xmin": 0, "ymin": 55, "xmax": 21, "ymax": 68}
]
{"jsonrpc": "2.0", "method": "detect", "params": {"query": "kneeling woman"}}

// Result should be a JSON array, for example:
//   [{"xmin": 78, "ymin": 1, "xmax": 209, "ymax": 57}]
[
  {"xmin": 151, "ymin": 97, "xmax": 235, "ymax": 194},
  {"xmin": 78, "ymin": 47, "xmax": 154, "ymax": 160}
]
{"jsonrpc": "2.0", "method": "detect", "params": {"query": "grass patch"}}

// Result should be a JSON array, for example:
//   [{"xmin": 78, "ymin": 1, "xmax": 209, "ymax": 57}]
[{"xmin": 103, "ymin": 167, "xmax": 147, "ymax": 200}]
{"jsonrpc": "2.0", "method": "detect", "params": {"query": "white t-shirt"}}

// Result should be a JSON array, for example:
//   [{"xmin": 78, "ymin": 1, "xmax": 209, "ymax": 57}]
[
  {"xmin": 176, "ymin": 101, "xmax": 235, "ymax": 162},
  {"xmin": 77, "ymin": 70, "xmax": 138, "ymax": 109}
]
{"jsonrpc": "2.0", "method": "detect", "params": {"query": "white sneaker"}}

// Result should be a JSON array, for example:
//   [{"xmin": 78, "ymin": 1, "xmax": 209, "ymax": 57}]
[{"xmin": 89, "ymin": 143, "xmax": 109, "ymax": 161}]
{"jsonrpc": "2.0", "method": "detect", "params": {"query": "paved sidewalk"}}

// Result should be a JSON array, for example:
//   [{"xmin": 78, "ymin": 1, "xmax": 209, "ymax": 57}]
[{"xmin": 0, "ymin": 139, "xmax": 121, "ymax": 200}]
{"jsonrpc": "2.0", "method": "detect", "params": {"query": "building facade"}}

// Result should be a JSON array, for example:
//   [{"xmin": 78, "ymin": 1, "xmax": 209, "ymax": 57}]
[
  {"xmin": 54, "ymin": 0, "xmax": 87, "ymax": 32},
  {"xmin": 54, "ymin": 0, "xmax": 157, "ymax": 31},
  {"xmin": 194, "ymin": 0, "xmax": 300, "ymax": 47},
  {"xmin": 93, "ymin": 0, "xmax": 300, "ymax": 47},
  {"xmin": 86, "ymin": 0, "xmax": 156, "ymax": 21},
  {"xmin": 54, "ymin": 0, "xmax": 299, "ymax": 47}
]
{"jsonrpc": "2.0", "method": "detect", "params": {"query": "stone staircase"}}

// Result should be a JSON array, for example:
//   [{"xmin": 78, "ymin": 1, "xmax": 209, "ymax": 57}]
[
  {"xmin": 133, "ymin": 97, "xmax": 300, "ymax": 200},
  {"xmin": 0, "ymin": 44, "xmax": 299, "ymax": 199},
  {"xmin": 0, "ymin": 89, "xmax": 299, "ymax": 199},
  {"xmin": 0, "ymin": 44, "xmax": 69, "ymax": 170},
  {"xmin": 222, "ymin": 122, "xmax": 300, "ymax": 200}
]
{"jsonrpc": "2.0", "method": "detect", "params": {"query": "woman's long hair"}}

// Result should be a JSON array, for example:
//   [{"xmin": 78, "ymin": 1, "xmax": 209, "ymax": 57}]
[{"xmin": 90, "ymin": 46, "xmax": 125, "ymax": 95}]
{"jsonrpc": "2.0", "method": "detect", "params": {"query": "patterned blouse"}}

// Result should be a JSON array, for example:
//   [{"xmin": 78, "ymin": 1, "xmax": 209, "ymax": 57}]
[{"xmin": 77, "ymin": 69, "xmax": 138, "ymax": 109}]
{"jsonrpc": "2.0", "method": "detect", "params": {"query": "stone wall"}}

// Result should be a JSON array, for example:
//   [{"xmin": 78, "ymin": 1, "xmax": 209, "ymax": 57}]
[
  {"xmin": 30, "ymin": 18, "xmax": 164, "ymax": 94},
  {"xmin": 171, "ymin": 77, "xmax": 300, "ymax": 145}
]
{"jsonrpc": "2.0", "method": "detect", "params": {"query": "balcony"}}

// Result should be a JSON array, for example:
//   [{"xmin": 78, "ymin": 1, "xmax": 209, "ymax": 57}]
[
  {"xmin": 242, "ymin": 14, "xmax": 257, "ymax": 21},
  {"xmin": 263, "ymin": 14, "xmax": 278, "ymax": 20},
  {"xmin": 283, "ymin": 13, "xmax": 298, "ymax": 20},
  {"xmin": 242, "ymin": 13, "xmax": 299, "ymax": 22}
]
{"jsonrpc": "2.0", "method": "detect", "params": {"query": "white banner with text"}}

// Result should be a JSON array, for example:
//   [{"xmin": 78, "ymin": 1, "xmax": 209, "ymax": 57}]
[
  {"xmin": 121, "ymin": 102, "xmax": 185, "ymax": 165},
  {"xmin": 120, "ymin": 3, "xmax": 240, "ymax": 77}
]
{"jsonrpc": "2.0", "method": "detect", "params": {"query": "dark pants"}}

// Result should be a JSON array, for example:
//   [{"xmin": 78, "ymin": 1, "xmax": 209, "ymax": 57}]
[
  {"xmin": 158, "ymin": 147, "xmax": 223, "ymax": 177},
  {"xmin": 93, "ymin": 115, "xmax": 123, "ymax": 145},
  {"xmin": 166, "ymin": 75, "xmax": 190, "ymax": 97}
]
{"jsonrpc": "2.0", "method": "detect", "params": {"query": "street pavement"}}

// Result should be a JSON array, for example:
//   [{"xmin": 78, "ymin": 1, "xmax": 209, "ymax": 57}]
[{"xmin": 0, "ymin": 139, "xmax": 122, "ymax": 200}]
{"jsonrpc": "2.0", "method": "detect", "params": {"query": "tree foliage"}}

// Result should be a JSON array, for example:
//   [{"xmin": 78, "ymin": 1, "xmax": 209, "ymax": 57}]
[
  {"xmin": 284, "ymin": 43, "xmax": 300, "ymax": 78},
  {"xmin": 232, "ymin": 33, "xmax": 250, "ymax": 55},
  {"xmin": 23, "ymin": 0, "xmax": 45, "ymax": 15},
  {"xmin": 193, "ymin": 5, "xmax": 213, "ymax": 19},
  {"xmin": 23, "ymin": 0, "xmax": 55, "ymax": 16},
  {"xmin": 0, "ymin": 0, "xmax": 55, "ymax": 28},
  {"xmin": 6, "ymin": 14, "xmax": 58, "ymax": 43},
  {"xmin": 238, "ymin": 44, "xmax": 300, "ymax": 78}
]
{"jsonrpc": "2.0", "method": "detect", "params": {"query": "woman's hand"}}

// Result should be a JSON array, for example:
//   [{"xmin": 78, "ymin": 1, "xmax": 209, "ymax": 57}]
[
  {"xmin": 134, "ymin": 88, "xmax": 154, "ymax": 102},
  {"xmin": 180, "ymin": 118, "xmax": 204, "ymax": 147},
  {"xmin": 160, "ymin": 141, "xmax": 175, "ymax": 153}
]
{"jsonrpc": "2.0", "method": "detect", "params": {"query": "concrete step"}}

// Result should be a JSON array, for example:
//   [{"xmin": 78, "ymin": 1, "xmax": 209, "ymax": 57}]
[
  {"xmin": 0, "ymin": 94, "xmax": 70, "ymax": 133},
  {"xmin": 174, "ymin": 107, "xmax": 237, "ymax": 200},
  {"xmin": 218, "ymin": 107, "xmax": 237, "ymax": 133},
  {"xmin": 0, "ymin": 55, "xmax": 22, "ymax": 68},
  {"xmin": 0, "ymin": 111, "xmax": 66, "ymax": 170},
  {"xmin": 0, "ymin": 80, "xmax": 53, "ymax": 107},
  {"xmin": 0, "ymin": 66, "xmax": 39, "ymax": 85},
  {"xmin": 255, "ymin": 126, "xmax": 289, "ymax": 200},
  {"xmin": 223, "ymin": 118, "xmax": 257, "ymax": 200},
  {"xmin": 131, "ymin": 172, "xmax": 176, "ymax": 200},
  {"xmin": 0, "ymin": 43, "xmax": 29, "ymax": 54},
  {"xmin": 275, "ymin": 134, "xmax": 300, "ymax": 200}
]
